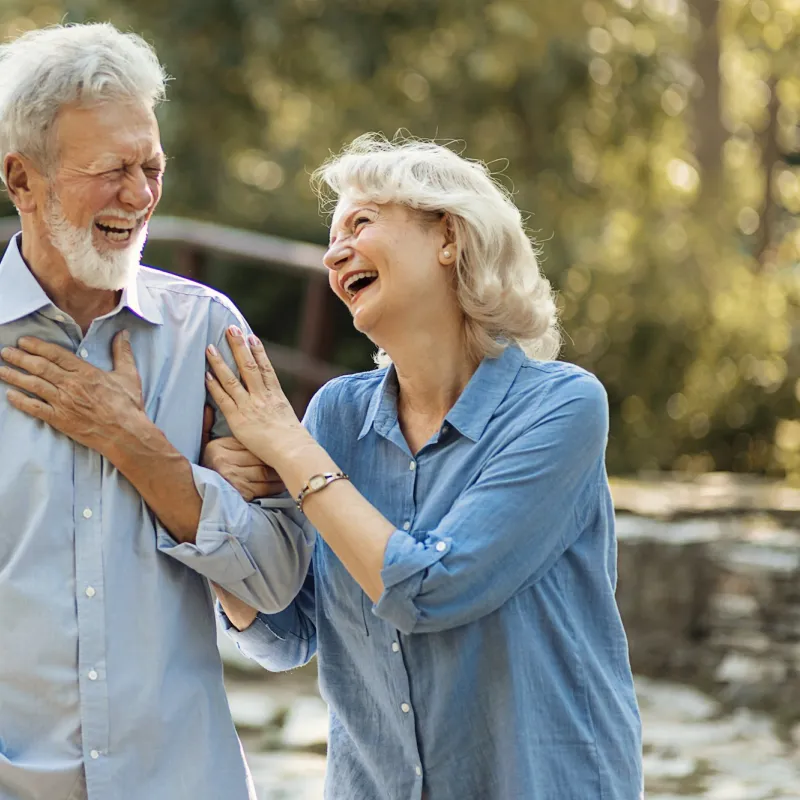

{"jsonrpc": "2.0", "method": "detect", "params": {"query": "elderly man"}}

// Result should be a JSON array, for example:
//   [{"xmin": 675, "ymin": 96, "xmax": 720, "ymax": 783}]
[{"xmin": 0, "ymin": 23, "xmax": 312, "ymax": 800}]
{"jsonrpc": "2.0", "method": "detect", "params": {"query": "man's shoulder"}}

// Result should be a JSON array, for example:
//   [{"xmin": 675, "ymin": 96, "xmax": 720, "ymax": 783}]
[{"xmin": 137, "ymin": 265, "xmax": 239, "ymax": 316}]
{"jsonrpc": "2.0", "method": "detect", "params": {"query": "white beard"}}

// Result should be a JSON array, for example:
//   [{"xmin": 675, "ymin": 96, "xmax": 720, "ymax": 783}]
[{"xmin": 45, "ymin": 195, "xmax": 149, "ymax": 291}]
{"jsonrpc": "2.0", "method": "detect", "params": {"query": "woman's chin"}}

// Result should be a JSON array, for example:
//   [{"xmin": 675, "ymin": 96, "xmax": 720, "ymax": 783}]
[{"xmin": 351, "ymin": 305, "xmax": 377, "ymax": 334}]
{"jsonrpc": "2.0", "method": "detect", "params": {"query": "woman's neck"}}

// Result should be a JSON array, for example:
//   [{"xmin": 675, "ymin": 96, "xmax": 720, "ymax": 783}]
[{"xmin": 385, "ymin": 321, "xmax": 480, "ymax": 429}]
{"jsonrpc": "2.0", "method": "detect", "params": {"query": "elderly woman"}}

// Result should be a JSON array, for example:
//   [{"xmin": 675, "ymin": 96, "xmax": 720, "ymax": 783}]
[{"xmin": 205, "ymin": 135, "xmax": 643, "ymax": 800}]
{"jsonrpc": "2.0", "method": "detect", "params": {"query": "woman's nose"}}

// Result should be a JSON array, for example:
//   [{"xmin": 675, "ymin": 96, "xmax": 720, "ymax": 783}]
[{"xmin": 323, "ymin": 243, "xmax": 353, "ymax": 272}]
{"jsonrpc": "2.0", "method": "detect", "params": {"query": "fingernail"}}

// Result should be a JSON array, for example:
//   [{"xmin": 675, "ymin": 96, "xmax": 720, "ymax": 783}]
[
  {"xmin": 205, "ymin": 371, "xmax": 214, "ymax": 382},
  {"xmin": 122, "ymin": 330, "xmax": 130, "ymax": 342},
  {"xmin": 248, "ymin": 334, "xmax": 260, "ymax": 347},
  {"xmin": 229, "ymin": 325, "xmax": 242, "ymax": 337},
  {"xmin": 207, "ymin": 344, "xmax": 218, "ymax": 357}
]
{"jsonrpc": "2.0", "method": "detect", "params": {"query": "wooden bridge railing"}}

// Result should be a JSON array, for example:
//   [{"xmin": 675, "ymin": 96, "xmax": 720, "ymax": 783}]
[{"xmin": 0, "ymin": 215, "xmax": 347, "ymax": 410}]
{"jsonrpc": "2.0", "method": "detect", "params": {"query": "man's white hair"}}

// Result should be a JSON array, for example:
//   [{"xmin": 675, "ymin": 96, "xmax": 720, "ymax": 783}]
[
  {"xmin": 312, "ymin": 133, "xmax": 561, "ymax": 365},
  {"xmin": 0, "ymin": 22, "xmax": 168, "ymax": 186}
]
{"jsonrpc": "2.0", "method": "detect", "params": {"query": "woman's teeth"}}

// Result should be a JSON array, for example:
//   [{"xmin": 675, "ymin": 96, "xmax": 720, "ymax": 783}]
[{"xmin": 343, "ymin": 270, "xmax": 379, "ymax": 297}]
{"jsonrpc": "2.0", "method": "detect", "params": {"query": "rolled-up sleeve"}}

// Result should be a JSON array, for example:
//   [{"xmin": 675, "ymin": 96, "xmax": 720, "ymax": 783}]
[
  {"xmin": 216, "ymin": 559, "xmax": 318, "ymax": 671},
  {"xmin": 157, "ymin": 469, "xmax": 314, "ymax": 613},
  {"xmin": 373, "ymin": 375, "xmax": 609, "ymax": 634}
]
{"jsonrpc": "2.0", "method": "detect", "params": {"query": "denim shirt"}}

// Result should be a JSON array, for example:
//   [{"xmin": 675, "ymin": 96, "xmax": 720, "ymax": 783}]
[
  {"xmin": 0, "ymin": 234, "xmax": 313, "ymax": 800},
  {"xmin": 221, "ymin": 345, "xmax": 643, "ymax": 800}
]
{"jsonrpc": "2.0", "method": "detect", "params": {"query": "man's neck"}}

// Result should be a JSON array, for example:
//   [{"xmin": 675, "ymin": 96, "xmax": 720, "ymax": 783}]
[{"xmin": 19, "ymin": 228, "xmax": 120, "ymax": 335}]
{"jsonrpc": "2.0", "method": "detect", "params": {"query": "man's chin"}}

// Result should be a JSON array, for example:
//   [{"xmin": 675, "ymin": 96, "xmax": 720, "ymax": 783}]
[{"xmin": 66, "ymin": 254, "xmax": 139, "ymax": 291}]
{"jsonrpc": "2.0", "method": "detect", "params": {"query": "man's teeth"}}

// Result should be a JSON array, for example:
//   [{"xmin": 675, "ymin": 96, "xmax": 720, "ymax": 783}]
[
  {"xmin": 96, "ymin": 221, "xmax": 136, "ymax": 242},
  {"xmin": 343, "ymin": 271, "xmax": 378, "ymax": 296}
]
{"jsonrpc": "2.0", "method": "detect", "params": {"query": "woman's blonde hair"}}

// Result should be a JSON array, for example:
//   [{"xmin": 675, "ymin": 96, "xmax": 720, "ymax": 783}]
[{"xmin": 311, "ymin": 132, "xmax": 561, "ymax": 366}]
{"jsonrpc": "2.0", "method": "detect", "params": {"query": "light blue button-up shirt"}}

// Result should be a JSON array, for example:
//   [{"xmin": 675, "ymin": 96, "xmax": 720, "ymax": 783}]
[
  {"xmin": 221, "ymin": 345, "xmax": 643, "ymax": 800},
  {"xmin": 0, "ymin": 234, "xmax": 314, "ymax": 800}
]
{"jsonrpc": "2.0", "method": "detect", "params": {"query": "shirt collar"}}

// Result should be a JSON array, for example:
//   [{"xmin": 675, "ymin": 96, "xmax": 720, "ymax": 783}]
[
  {"xmin": 121, "ymin": 269, "xmax": 163, "ymax": 325},
  {"xmin": 444, "ymin": 345, "xmax": 526, "ymax": 441},
  {"xmin": 0, "ymin": 233, "xmax": 162, "ymax": 326},
  {"xmin": 358, "ymin": 367, "xmax": 398, "ymax": 440},
  {"xmin": 357, "ymin": 345, "xmax": 527, "ymax": 443},
  {"xmin": 0, "ymin": 234, "xmax": 52, "ymax": 325}
]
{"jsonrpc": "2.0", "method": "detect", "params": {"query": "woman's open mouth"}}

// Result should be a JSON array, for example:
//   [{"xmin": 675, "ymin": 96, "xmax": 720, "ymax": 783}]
[{"xmin": 342, "ymin": 270, "xmax": 379, "ymax": 302}]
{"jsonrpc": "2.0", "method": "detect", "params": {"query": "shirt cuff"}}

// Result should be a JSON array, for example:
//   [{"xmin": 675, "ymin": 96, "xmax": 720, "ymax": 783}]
[
  {"xmin": 372, "ymin": 529, "xmax": 451, "ymax": 632},
  {"xmin": 156, "ymin": 464, "xmax": 258, "ymax": 583}
]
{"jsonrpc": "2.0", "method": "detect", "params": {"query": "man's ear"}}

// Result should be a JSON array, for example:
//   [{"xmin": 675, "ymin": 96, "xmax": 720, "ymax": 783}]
[{"xmin": 5, "ymin": 154, "xmax": 39, "ymax": 214}]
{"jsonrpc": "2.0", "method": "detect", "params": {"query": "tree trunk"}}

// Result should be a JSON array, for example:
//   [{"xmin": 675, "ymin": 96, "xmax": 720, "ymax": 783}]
[
  {"xmin": 754, "ymin": 76, "xmax": 779, "ymax": 265},
  {"xmin": 690, "ymin": 0, "xmax": 726, "ymax": 210}
]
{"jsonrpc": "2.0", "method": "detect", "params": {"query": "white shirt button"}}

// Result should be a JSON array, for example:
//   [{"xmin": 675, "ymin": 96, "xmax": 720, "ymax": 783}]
[
  {"xmin": 400, "ymin": 702, "xmax": 410, "ymax": 714},
  {"xmin": 415, "ymin": 765, "xmax": 422, "ymax": 777},
  {"xmin": 90, "ymin": 750, "xmax": 100, "ymax": 760},
  {"xmin": 391, "ymin": 642, "xmax": 400, "ymax": 653},
  {"xmin": 88, "ymin": 669, "xmax": 98, "ymax": 681},
  {"xmin": 85, "ymin": 586, "xmax": 96, "ymax": 598},
  {"xmin": 79, "ymin": 348, "xmax": 89, "ymax": 359},
  {"xmin": 82, "ymin": 508, "xmax": 93, "ymax": 519},
  {"xmin": 409, "ymin": 461, "xmax": 416, "ymax": 471},
  {"xmin": 442, "ymin": 425, "xmax": 449, "ymax": 434},
  {"xmin": 435, "ymin": 541, "xmax": 447, "ymax": 552},
  {"xmin": 402, "ymin": 521, "xmax": 411, "ymax": 531}
]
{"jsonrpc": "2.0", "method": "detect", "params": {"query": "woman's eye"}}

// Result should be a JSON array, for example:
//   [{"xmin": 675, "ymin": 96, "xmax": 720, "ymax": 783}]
[{"xmin": 354, "ymin": 216, "xmax": 371, "ymax": 230}]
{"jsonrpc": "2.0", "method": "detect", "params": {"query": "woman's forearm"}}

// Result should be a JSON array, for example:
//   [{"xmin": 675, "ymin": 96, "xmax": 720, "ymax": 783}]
[{"xmin": 262, "ymin": 426, "xmax": 394, "ymax": 603}]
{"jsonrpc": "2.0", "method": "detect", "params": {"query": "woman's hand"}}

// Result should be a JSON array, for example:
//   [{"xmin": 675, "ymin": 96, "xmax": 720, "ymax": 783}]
[
  {"xmin": 205, "ymin": 326, "xmax": 307, "ymax": 467},
  {"xmin": 202, "ymin": 437, "xmax": 286, "ymax": 502}
]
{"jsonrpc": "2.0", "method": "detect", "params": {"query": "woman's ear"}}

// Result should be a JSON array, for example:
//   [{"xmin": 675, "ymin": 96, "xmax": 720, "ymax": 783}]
[
  {"xmin": 438, "ymin": 212, "xmax": 457, "ymax": 266},
  {"xmin": 438, "ymin": 243, "xmax": 457, "ymax": 266}
]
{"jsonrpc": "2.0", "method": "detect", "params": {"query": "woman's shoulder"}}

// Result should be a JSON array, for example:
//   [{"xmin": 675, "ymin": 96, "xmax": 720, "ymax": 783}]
[
  {"xmin": 302, "ymin": 368, "xmax": 389, "ymax": 432},
  {"xmin": 516, "ymin": 357, "xmax": 608, "ymax": 408}
]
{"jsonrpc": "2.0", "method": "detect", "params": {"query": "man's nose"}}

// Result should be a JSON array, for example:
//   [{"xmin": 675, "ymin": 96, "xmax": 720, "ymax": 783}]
[{"xmin": 119, "ymin": 167, "xmax": 155, "ymax": 212}]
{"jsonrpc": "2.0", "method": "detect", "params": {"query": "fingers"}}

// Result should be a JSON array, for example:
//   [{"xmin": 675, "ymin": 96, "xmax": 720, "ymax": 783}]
[
  {"xmin": 201, "ymin": 405, "xmax": 215, "ymax": 450},
  {"xmin": 204, "ymin": 366, "xmax": 238, "ymax": 415},
  {"xmin": 0, "ymin": 365, "xmax": 58, "ymax": 403},
  {"xmin": 111, "ymin": 330, "xmax": 138, "ymax": 377},
  {"xmin": 6, "ymin": 388, "xmax": 54, "ymax": 423},
  {"xmin": 225, "ymin": 326, "xmax": 265, "ymax": 394},
  {"xmin": 247, "ymin": 335, "xmax": 278, "ymax": 387},
  {"xmin": 14, "ymin": 337, "xmax": 82, "ymax": 371},
  {"xmin": 206, "ymin": 343, "xmax": 249, "ymax": 405},
  {"xmin": 1, "ymin": 345, "xmax": 66, "ymax": 384}
]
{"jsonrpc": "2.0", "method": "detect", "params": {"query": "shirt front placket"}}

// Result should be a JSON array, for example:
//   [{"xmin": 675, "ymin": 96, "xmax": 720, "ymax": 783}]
[
  {"xmin": 68, "ymin": 328, "xmax": 112, "ymax": 793},
  {"xmin": 377, "ymin": 418, "xmax": 427, "ymax": 799}
]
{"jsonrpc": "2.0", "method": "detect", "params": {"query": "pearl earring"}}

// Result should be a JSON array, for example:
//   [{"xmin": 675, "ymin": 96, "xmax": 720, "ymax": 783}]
[{"xmin": 443, "ymin": 250, "xmax": 452, "ymax": 259}]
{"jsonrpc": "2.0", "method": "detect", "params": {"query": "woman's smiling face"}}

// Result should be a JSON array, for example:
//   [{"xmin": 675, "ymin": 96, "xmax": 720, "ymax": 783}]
[{"xmin": 323, "ymin": 197, "xmax": 454, "ymax": 339}]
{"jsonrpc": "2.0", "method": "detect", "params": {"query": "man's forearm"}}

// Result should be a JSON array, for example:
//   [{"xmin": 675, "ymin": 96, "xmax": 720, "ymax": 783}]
[{"xmin": 106, "ymin": 412, "xmax": 202, "ymax": 543}]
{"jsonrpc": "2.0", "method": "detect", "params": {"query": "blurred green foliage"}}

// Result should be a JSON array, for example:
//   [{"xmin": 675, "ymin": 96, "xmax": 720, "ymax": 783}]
[{"xmin": 1, "ymin": 0, "xmax": 798, "ymax": 478}]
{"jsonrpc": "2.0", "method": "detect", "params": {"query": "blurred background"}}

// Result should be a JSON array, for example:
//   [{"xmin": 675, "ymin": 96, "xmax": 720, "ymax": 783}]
[
  {"xmin": 1, "ymin": 0, "xmax": 799, "ymax": 797},
  {"xmin": 2, "ymin": 0, "xmax": 799, "ymax": 480}
]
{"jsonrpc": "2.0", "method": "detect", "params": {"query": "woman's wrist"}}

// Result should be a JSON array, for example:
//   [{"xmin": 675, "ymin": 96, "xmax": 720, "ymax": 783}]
[{"xmin": 268, "ymin": 428, "xmax": 342, "ymax": 500}]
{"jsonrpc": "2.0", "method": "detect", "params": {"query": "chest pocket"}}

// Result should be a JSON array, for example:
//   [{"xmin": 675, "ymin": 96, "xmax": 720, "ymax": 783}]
[
  {"xmin": 0, "ymin": 401, "xmax": 74, "ymax": 572},
  {"xmin": 0, "ymin": 399, "xmax": 74, "ymax": 475}
]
